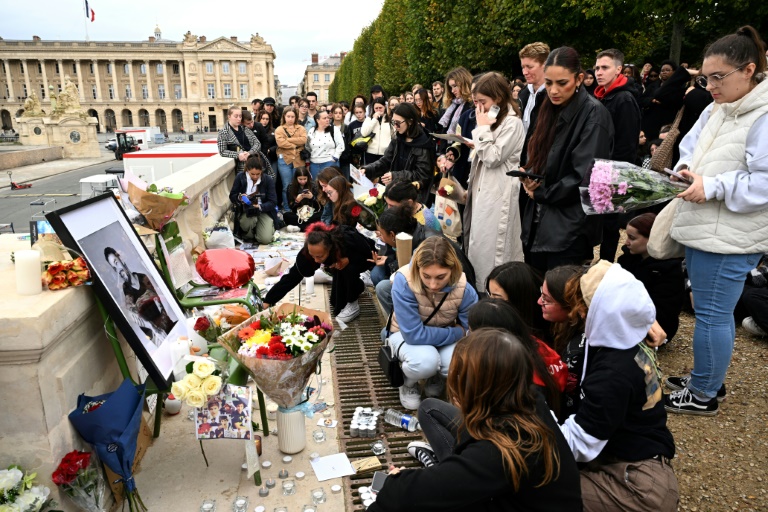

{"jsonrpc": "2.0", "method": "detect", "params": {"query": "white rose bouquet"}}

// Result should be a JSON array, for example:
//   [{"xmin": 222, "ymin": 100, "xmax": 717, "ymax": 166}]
[
  {"xmin": 171, "ymin": 359, "xmax": 223, "ymax": 408},
  {"xmin": 0, "ymin": 466, "xmax": 53, "ymax": 512}
]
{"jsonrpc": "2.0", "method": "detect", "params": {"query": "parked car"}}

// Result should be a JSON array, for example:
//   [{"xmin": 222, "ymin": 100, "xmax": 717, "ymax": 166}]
[{"xmin": 105, "ymin": 138, "xmax": 117, "ymax": 150}]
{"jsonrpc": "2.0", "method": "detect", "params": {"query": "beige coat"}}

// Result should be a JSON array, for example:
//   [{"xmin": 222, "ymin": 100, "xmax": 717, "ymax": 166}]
[
  {"xmin": 275, "ymin": 124, "xmax": 308, "ymax": 168},
  {"xmin": 463, "ymin": 111, "xmax": 525, "ymax": 290}
]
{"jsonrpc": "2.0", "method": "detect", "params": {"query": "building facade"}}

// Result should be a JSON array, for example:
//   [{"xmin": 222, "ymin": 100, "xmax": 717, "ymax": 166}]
[
  {"xmin": 0, "ymin": 27, "xmax": 276, "ymax": 133},
  {"xmin": 297, "ymin": 53, "xmax": 344, "ymax": 103}
]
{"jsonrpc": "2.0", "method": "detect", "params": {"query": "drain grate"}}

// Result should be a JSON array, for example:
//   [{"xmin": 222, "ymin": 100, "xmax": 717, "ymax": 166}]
[{"xmin": 331, "ymin": 293, "xmax": 425, "ymax": 510}]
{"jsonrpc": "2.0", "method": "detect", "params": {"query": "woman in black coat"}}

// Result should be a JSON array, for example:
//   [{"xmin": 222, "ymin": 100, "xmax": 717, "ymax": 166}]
[
  {"xmin": 228, "ymin": 155, "xmax": 277, "ymax": 244},
  {"xmin": 361, "ymin": 103, "xmax": 435, "ymax": 204},
  {"xmin": 520, "ymin": 47, "xmax": 614, "ymax": 273},
  {"xmin": 640, "ymin": 60, "xmax": 689, "ymax": 140}
]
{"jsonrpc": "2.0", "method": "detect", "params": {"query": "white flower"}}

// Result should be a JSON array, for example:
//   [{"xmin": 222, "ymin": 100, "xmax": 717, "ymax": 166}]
[
  {"xmin": 0, "ymin": 468, "xmax": 23, "ymax": 492},
  {"xmin": 376, "ymin": 184, "xmax": 386, "ymax": 195},
  {"xmin": 15, "ymin": 485, "xmax": 50, "ymax": 512},
  {"xmin": 305, "ymin": 332, "xmax": 319, "ymax": 344},
  {"xmin": 364, "ymin": 196, "xmax": 377, "ymax": 206},
  {"xmin": 280, "ymin": 322, "xmax": 293, "ymax": 332},
  {"xmin": 192, "ymin": 360, "xmax": 216, "ymax": 379},
  {"xmin": 356, "ymin": 193, "xmax": 368, "ymax": 202},
  {"xmin": 300, "ymin": 340, "xmax": 313, "ymax": 352},
  {"xmin": 444, "ymin": 185, "xmax": 454, "ymax": 195}
]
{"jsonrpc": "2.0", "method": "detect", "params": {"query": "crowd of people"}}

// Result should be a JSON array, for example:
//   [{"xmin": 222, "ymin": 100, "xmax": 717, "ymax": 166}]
[{"xmin": 218, "ymin": 25, "xmax": 768, "ymax": 511}]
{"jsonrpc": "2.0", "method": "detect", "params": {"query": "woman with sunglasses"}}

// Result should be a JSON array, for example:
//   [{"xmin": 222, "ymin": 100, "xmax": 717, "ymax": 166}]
[{"xmin": 662, "ymin": 26, "xmax": 768, "ymax": 418}]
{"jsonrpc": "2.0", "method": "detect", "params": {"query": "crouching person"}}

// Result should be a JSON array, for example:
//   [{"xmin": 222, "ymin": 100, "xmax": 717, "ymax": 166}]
[{"xmin": 229, "ymin": 155, "xmax": 277, "ymax": 244}]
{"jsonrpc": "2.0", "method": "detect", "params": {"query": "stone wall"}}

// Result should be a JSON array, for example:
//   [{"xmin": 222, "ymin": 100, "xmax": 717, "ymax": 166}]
[{"xmin": 0, "ymin": 146, "xmax": 63, "ymax": 170}]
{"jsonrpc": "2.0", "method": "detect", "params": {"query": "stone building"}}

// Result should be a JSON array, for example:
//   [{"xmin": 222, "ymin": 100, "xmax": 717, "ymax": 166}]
[
  {"xmin": 0, "ymin": 27, "xmax": 276, "ymax": 133},
  {"xmin": 297, "ymin": 53, "xmax": 345, "ymax": 103}
]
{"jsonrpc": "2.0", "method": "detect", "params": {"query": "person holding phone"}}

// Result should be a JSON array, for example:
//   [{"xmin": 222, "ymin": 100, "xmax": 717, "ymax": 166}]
[
  {"xmin": 283, "ymin": 167, "xmax": 321, "ymax": 229},
  {"xmin": 229, "ymin": 155, "xmax": 277, "ymax": 244},
  {"xmin": 361, "ymin": 97, "xmax": 394, "ymax": 167},
  {"xmin": 458, "ymin": 72, "xmax": 526, "ymax": 291},
  {"xmin": 519, "ymin": 47, "xmax": 614, "ymax": 272}
]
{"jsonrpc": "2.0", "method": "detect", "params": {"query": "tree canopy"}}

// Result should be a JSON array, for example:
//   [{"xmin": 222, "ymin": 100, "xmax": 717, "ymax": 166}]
[{"xmin": 329, "ymin": 0, "xmax": 767, "ymax": 102}]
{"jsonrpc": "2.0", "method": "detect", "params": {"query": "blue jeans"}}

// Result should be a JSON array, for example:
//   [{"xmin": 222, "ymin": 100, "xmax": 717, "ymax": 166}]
[
  {"xmin": 375, "ymin": 279, "xmax": 393, "ymax": 318},
  {"xmin": 371, "ymin": 264, "xmax": 390, "ymax": 286},
  {"xmin": 276, "ymin": 157, "xmax": 296, "ymax": 212},
  {"xmin": 310, "ymin": 160, "xmax": 335, "ymax": 180},
  {"xmin": 686, "ymin": 247, "xmax": 761, "ymax": 399}
]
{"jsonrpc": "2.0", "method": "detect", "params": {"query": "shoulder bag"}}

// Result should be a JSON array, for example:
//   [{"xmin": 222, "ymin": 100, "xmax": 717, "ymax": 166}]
[
  {"xmin": 649, "ymin": 106, "xmax": 685, "ymax": 173},
  {"xmin": 378, "ymin": 292, "xmax": 449, "ymax": 387},
  {"xmin": 647, "ymin": 197, "xmax": 685, "ymax": 259}
]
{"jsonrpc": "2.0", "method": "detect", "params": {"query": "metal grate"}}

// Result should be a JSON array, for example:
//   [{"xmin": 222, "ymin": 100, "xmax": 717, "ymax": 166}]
[{"xmin": 331, "ymin": 294, "xmax": 424, "ymax": 510}]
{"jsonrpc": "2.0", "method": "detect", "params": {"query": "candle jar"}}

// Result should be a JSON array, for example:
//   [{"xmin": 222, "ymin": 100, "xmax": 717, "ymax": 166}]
[
  {"xmin": 312, "ymin": 429, "xmax": 326, "ymax": 443},
  {"xmin": 303, "ymin": 506, "xmax": 317, "ymax": 512},
  {"xmin": 231, "ymin": 496, "xmax": 248, "ymax": 512},
  {"xmin": 254, "ymin": 435, "xmax": 263, "ymax": 456},
  {"xmin": 311, "ymin": 487, "xmax": 327, "ymax": 505},
  {"xmin": 200, "ymin": 499, "xmax": 216, "ymax": 512},
  {"xmin": 274, "ymin": 508, "xmax": 288, "ymax": 512},
  {"xmin": 370, "ymin": 440, "xmax": 386, "ymax": 456},
  {"xmin": 282, "ymin": 479, "xmax": 296, "ymax": 496}
]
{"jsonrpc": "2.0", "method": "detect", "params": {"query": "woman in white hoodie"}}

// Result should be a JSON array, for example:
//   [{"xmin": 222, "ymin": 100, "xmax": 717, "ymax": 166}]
[
  {"xmin": 361, "ymin": 97, "xmax": 394, "ymax": 171},
  {"xmin": 663, "ymin": 26, "xmax": 768, "ymax": 417}
]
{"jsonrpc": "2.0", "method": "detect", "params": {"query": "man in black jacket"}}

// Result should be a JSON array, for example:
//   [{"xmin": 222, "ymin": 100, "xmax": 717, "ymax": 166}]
[{"xmin": 594, "ymin": 49, "xmax": 642, "ymax": 261}]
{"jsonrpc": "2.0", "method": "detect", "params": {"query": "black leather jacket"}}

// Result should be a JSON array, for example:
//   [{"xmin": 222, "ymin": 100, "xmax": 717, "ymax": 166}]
[{"xmin": 363, "ymin": 130, "xmax": 435, "ymax": 203}]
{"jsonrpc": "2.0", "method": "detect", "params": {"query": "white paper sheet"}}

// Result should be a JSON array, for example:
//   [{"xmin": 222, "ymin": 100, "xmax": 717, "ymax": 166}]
[
  {"xmin": 350, "ymin": 164, "xmax": 375, "ymax": 190},
  {"xmin": 310, "ymin": 453, "xmax": 356, "ymax": 481}
]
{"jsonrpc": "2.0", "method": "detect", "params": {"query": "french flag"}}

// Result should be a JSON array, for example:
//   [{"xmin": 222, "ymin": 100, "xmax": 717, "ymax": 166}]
[{"xmin": 84, "ymin": 0, "xmax": 95, "ymax": 21}]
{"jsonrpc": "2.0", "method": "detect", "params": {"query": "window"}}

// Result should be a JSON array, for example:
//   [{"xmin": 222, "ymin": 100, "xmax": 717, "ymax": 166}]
[
  {"xmin": 141, "ymin": 84, "xmax": 148, "ymax": 99},
  {"xmin": 324, "ymin": 89, "xmax": 330, "ymax": 101},
  {"xmin": 313, "ymin": 74, "xmax": 319, "ymax": 82},
  {"xmin": 172, "ymin": 63, "xmax": 180, "ymax": 74},
  {"xmin": 223, "ymin": 83, "xmax": 231, "ymax": 98},
  {"xmin": 207, "ymin": 83, "xmax": 215, "ymax": 99},
  {"xmin": 1, "ymin": 61, "xmax": 5, "ymax": 73},
  {"xmin": 156, "ymin": 63, "xmax": 163, "ymax": 75},
  {"xmin": 174, "ymin": 84, "xmax": 182, "ymax": 99},
  {"xmin": 4, "ymin": 84, "xmax": 9, "ymax": 98},
  {"xmin": 89, "ymin": 62, "xmax": 94, "ymax": 74},
  {"xmin": 238, "ymin": 62, "xmax": 246, "ymax": 74},
  {"xmin": 55, "ymin": 62, "xmax": 60, "ymax": 74},
  {"xmin": 92, "ymin": 85, "xmax": 97, "ymax": 99},
  {"xmin": 22, "ymin": 84, "xmax": 27, "ymax": 97},
  {"xmin": 20, "ymin": 62, "xmax": 25, "ymax": 73},
  {"xmin": 40, "ymin": 84, "xmax": 46, "ymax": 98},
  {"xmin": 106, "ymin": 62, "xmax": 112, "ymax": 75},
  {"xmin": 37, "ymin": 62, "xmax": 42, "ymax": 73},
  {"xmin": 205, "ymin": 62, "xmax": 213, "ymax": 74},
  {"xmin": 239, "ymin": 84, "xmax": 248, "ymax": 99},
  {"xmin": 124, "ymin": 63, "xmax": 130, "ymax": 75},
  {"xmin": 140, "ymin": 63, "xmax": 146, "ymax": 75},
  {"xmin": 57, "ymin": 85, "xmax": 62, "ymax": 93},
  {"xmin": 73, "ymin": 63, "xmax": 77, "ymax": 74},
  {"xmin": 125, "ymin": 84, "xmax": 131, "ymax": 99},
  {"xmin": 108, "ymin": 84, "xmax": 114, "ymax": 99},
  {"xmin": 325, "ymin": 74, "xmax": 330, "ymax": 82},
  {"xmin": 158, "ymin": 84, "xmax": 165, "ymax": 99},
  {"xmin": 222, "ymin": 62, "xmax": 230, "ymax": 74}
]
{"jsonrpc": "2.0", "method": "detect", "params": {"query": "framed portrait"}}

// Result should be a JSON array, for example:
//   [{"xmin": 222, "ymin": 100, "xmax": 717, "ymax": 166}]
[{"xmin": 46, "ymin": 193, "xmax": 185, "ymax": 389}]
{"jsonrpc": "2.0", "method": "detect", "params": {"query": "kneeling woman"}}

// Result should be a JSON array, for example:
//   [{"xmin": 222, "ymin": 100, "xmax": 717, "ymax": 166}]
[
  {"xmin": 229, "ymin": 155, "xmax": 277, "ymax": 244},
  {"xmin": 262, "ymin": 222, "xmax": 374, "ymax": 323},
  {"xmin": 387, "ymin": 237, "xmax": 478, "ymax": 410},
  {"xmin": 283, "ymin": 167, "xmax": 322, "ymax": 230},
  {"xmin": 369, "ymin": 329, "xmax": 581, "ymax": 512}
]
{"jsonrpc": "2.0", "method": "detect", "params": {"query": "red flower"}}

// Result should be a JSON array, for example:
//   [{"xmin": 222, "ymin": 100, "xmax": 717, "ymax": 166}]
[
  {"xmin": 267, "ymin": 342, "xmax": 287, "ymax": 356},
  {"xmin": 369, "ymin": 188, "xmax": 379, "ymax": 198},
  {"xmin": 52, "ymin": 468, "xmax": 76, "ymax": 486},
  {"xmin": 250, "ymin": 320, "xmax": 261, "ymax": 330},
  {"xmin": 269, "ymin": 335, "xmax": 283, "ymax": 344},
  {"xmin": 256, "ymin": 346, "xmax": 269, "ymax": 357},
  {"xmin": 47, "ymin": 262, "xmax": 64, "ymax": 275},
  {"xmin": 437, "ymin": 188, "xmax": 447, "ymax": 197},
  {"xmin": 194, "ymin": 317, "xmax": 211, "ymax": 332},
  {"xmin": 351, "ymin": 205, "xmax": 362, "ymax": 218}
]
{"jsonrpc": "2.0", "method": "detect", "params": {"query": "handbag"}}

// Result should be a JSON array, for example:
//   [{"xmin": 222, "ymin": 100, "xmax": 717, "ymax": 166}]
[
  {"xmin": 378, "ymin": 293, "xmax": 449, "ymax": 387},
  {"xmin": 649, "ymin": 106, "xmax": 685, "ymax": 173},
  {"xmin": 434, "ymin": 176, "xmax": 463, "ymax": 240},
  {"xmin": 647, "ymin": 197, "xmax": 685, "ymax": 259}
]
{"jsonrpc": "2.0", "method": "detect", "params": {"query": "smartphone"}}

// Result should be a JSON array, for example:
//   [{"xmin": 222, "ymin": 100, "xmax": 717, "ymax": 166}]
[
  {"xmin": 241, "ymin": 195, "xmax": 252, "ymax": 205},
  {"xmin": 371, "ymin": 471, "xmax": 388, "ymax": 493},
  {"xmin": 661, "ymin": 168, "xmax": 693, "ymax": 184},
  {"xmin": 302, "ymin": 189, "xmax": 311, "ymax": 194},
  {"xmin": 506, "ymin": 170, "xmax": 543, "ymax": 181},
  {"xmin": 487, "ymin": 105, "xmax": 500, "ymax": 120}
]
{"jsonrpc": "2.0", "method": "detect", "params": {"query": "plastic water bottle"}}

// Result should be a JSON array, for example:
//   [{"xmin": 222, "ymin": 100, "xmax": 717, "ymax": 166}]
[{"xmin": 384, "ymin": 409, "xmax": 419, "ymax": 432}]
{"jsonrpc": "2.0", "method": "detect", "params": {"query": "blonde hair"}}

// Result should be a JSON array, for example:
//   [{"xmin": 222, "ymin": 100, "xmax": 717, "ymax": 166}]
[
  {"xmin": 409, "ymin": 237, "xmax": 463, "ymax": 294},
  {"xmin": 519, "ymin": 42, "xmax": 551, "ymax": 64}
]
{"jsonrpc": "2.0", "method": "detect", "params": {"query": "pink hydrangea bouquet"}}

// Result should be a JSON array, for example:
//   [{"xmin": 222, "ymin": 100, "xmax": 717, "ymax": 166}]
[{"xmin": 580, "ymin": 159, "xmax": 688, "ymax": 214}]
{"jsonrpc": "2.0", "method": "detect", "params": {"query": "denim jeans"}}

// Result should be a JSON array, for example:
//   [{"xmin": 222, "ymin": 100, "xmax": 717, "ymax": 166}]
[
  {"xmin": 371, "ymin": 264, "xmax": 390, "ymax": 286},
  {"xmin": 686, "ymin": 247, "xmax": 761, "ymax": 399},
  {"xmin": 375, "ymin": 279, "xmax": 393, "ymax": 317},
  {"xmin": 310, "ymin": 160, "xmax": 335, "ymax": 180},
  {"xmin": 276, "ymin": 157, "xmax": 295, "ymax": 212}
]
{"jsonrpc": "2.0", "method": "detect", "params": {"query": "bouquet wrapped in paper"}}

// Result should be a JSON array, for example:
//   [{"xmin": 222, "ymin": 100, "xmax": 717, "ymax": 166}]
[
  {"xmin": 218, "ymin": 304, "xmax": 333, "ymax": 408},
  {"xmin": 580, "ymin": 159, "xmax": 688, "ymax": 215},
  {"xmin": 355, "ymin": 184, "xmax": 387, "ymax": 218},
  {"xmin": 52, "ymin": 451, "xmax": 108, "ymax": 512}
]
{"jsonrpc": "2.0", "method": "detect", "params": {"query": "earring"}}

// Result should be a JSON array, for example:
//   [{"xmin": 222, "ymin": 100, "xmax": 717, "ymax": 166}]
[{"xmin": 576, "ymin": 86, "xmax": 580, "ymax": 93}]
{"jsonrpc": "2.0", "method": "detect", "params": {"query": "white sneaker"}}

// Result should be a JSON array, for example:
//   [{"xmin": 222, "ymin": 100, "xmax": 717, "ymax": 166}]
[
  {"xmin": 742, "ymin": 317, "xmax": 767, "ymax": 336},
  {"xmin": 399, "ymin": 383, "xmax": 422, "ymax": 410},
  {"xmin": 360, "ymin": 270, "xmax": 373, "ymax": 288},
  {"xmin": 407, "ymin": 441, "xmax": 437, "ymax": 467},
  {"xmin": 335, "ymin": 300, "xmax": 360, "ymax": 323},
  {"xmin": 424, "ymin": 374, "xmax": 445, "ymax": 398}
]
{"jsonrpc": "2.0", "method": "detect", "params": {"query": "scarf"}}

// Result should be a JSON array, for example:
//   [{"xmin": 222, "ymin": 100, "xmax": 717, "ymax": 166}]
[
  {"xmin": 593, "ymin": 74, "xmax": 627, "ymax": 100},
  {"xmin": 439, "ymin": 98, "xmax": 465, "ymax": 134}
]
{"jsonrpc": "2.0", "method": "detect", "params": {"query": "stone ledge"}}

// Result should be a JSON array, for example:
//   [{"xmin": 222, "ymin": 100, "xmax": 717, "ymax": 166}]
[{"xmin": 0, "ymin": 146, "xmax": 63, "ymax": 170}]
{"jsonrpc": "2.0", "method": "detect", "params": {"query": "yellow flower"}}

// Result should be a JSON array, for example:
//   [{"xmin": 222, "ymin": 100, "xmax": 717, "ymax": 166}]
[
  {"xmin": 192, "ymin": 360, "xmax": 216, "ymax": 379},
  {"xmin": 356, "ymin": 193, "xmax": 368, "ymax": 202},
  {"xmin": 171, "ymin": 380, "xmax": 189, "ymax": 400},
  {"xmin": 183, "ymin": 373, "xmax": 202, "ymax": 389},
  {"xmin": 201, "ymin": 375, "xmax": 222, "ymax": 396},
  {"xmin": 185, "ymin": 389, "xmax": 206, "ymax": 408},
  {"xmin": 444, "ymin": 185, "xmax": 454, "ymax": 195},
  {"xmin": 244, "ymin": 329, "xmax": 272, "ymax": 347}
]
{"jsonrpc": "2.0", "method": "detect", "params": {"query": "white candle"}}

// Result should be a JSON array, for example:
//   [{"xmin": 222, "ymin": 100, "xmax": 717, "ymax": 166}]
[
  {"xmin": 15, "ymin": 250, "xmax": 42, "ymax": 296},
  {"xmin": 305, "ymin": 276, "xmax": 315, "ymax": 295}
]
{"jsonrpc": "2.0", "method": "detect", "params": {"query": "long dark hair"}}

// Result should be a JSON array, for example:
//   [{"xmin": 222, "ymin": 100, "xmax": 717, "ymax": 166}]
[
  {"xmin": 383, "ymin": 179, "xmax": 419, "ymax": 204},
  {"xmin": 705, "ymin": 25, "xmax": 766, "ymax": 83},
  {"xmin": 467, "ymin": 300, "xmax": 561, "ymax": 415},
  {"xmin": 392, "ymin": 103, "xmax": 423, "ymax": 139},
  {"xmin": 377, "ymin": 204, "xmax": 417, "ymax": 240},
  {"xmin": 486, "ymin": 262, "xmax": 548, "ymax": 337},
  {"xmin": 524, "ymin": 47, "xmax": 583, "ymax": 175},
  {"xmin": 327, "ymin": 176, "xmax": 356, "ymax": 225},
  {"xmin": 287, "ymin": 167, "xmax": 313, "ymax": 201},
  {"xmin": 369, "ymin": 97, "xmax": 390, "ymax": 123},
  {"xmin": 447, "ymin": 328, "xmax": 561, "ymax": 491},
  {"xmin": 414, "ymin": 88, "xmax": 435, "ymax": 118}
]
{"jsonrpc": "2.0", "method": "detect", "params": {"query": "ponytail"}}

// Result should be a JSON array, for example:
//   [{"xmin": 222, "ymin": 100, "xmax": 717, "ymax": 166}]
[{"xmin": 377, "ymin": 205, "xmax": 417, "ymax": 236}]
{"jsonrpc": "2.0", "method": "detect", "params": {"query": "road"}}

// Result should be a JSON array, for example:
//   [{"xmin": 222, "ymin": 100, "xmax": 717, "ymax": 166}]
[{"xmin": 0, "ymin": 161, "xmax": 118, "ymax": 232}]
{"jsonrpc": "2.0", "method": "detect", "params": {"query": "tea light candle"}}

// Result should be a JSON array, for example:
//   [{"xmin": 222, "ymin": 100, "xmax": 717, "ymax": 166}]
[
  {"xmin": 278, "ymin": 469, "xmax": 289, "ymax": 479},
  {"xmin": 331, "ymin": 484, "xmax": 342, "ymax": 494},
  {"xmin": 258, "ymin": 487, "xmax": 269, "ymax": 497},
  {"xmin": 265, "ymin": 479, "xmax": 276, "ymax": 489},
  {"xmin": 303, "ymin": 507, "xmax": 316, "ymax": 512},
  {"xmin": 254, "ymin": 507, "xmax": 266, "ymax": 512},
  {"xmin": 305, "ymin": 276, "xmax": 315, "ymax": 295},
  {"xmin": 282, "ymin": 479, "xmax": 296, "ymax": 496},
  {"xmin": 311, "ymin": 488, "xmax": 326, "ymax": 505},
  {"xmin": 310, "ymin": 452, "xmax": 320, "ymax": 461},
  {"xmin": 282, "ymin": 455, "xmax": 292, "ymax": 464},
  {"xmin": 200, "ymin": 501, "xmax": 215, "ymax": 512},
  {"xmin": 261, "ymin": 461, "xmax": 272, "ymax": 469},
  {"xmin": 15, "ymin": 250, "xmax": 41, "ymax": 296},
  {"xmin": 295, "ymin": 471, "xmax": 305, "ymax": 480}
]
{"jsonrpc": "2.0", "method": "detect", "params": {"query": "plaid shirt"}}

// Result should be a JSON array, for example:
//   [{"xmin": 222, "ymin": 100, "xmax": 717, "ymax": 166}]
[{"xmin": 217, "ymin": 123, "xmax": 261, "ymax": 174}]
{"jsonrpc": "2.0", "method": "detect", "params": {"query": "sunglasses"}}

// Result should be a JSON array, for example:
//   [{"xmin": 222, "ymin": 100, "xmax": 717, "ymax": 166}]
[{"xmin": 392, "ymin": 120, "xmax": 406, "ymax": 127}]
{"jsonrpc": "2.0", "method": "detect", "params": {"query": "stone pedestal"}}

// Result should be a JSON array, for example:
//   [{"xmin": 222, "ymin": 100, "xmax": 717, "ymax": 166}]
[
  {"xmin": 15, "ymin": 115, "xmax": 101, "ymax": 158},
  {"xmin": 15, "ymin": 117, "xmax": 48, "ymax": 145}
]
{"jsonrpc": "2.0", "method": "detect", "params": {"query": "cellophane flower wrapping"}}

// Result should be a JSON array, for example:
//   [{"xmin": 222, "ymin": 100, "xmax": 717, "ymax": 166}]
[
  {"xmin": 52, "ymin": 451, "xmax": 108, "ymax": 512},
  {"xmin": 580, "ymin": 159, "xmax": 688, "ymax": 215},
  {"xmin": 218, "ymin": 304, "xmax": 333, "ymax": 408}
]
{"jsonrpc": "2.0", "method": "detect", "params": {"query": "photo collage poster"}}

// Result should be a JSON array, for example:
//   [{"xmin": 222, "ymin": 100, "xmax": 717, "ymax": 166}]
[{"xmin": 195, "ymin": 384, "xmax": 252, "ymax": 440}]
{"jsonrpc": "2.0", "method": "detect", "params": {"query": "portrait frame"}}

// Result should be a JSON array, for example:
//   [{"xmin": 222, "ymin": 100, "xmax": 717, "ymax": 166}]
[{"xmin": 47, "ymin": 193, "xmax": 185, "ymax": 389}]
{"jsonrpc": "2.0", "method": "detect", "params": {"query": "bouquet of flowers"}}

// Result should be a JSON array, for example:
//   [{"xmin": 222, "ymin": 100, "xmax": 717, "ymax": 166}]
[
  {"xmin": 42, "ymin": 257, "xmax": 90, "ymax": 291},
  {"xmin": 0, "ymin": 466, "xmax": 53, "ymax": 512},
  {"xmin": 171, "ymin": 359, "xmax": 224, "ymax": 409},
  {"xmin": 356, "ymin": 184, "xmax": 387, "ymax": 218},
  {"xmin": 437, "ymin": 183, "xmax": 455, "ymax": 198},
  {"xmin": 219, "ymin": 304, "xmax": 333, "ymax": 408},
  {"xmin": 192, "ymin": 315, "xmax": 221, "ymax": 344},
  {"xmin": 580, "ymin": 159, "xmax": 688, "ymax": 215},
  {"xmin": 52, "ymin": 451, "xmax": 108, "ymax": 512}
]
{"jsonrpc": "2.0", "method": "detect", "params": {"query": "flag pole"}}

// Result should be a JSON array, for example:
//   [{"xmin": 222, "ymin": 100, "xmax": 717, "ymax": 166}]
[{"xmin": 83, "ymin": 1, "xmax": 90, "ymax": 41}]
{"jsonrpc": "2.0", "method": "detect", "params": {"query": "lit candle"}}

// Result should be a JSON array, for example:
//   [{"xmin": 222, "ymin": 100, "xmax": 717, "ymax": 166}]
[
  {"xmin": 305, "ymin": 276, "xmax": 315, "ymax": 295},
  {"xmin": 15, "ymin": 250, "xmax": 41, "ymax": 296}
]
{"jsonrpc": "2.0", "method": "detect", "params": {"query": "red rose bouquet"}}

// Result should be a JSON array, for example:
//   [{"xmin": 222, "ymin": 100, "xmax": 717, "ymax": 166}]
[
  {"xmin": 42, "ymin": 257, "xmax": 90, "ymax": 291},
  {"xmin": 52, "ymin": 451, "xmax": 108, "ymax": 512},
  {"xmin": 192, "ymin": 314, "xmax": 221, "ymax": 344}
]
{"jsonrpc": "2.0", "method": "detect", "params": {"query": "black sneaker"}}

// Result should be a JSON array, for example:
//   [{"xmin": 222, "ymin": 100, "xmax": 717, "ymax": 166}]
[
  {"xmin": 665, "ymin": 375, "xmax": 726, "ymax": 403},
  {"xmin": 664, "ymin": 388, "xmax": 719, "ymax": 416},
  {"xmin": 407, "ymin": 441, "xmax": 437, "ymax": 468}
]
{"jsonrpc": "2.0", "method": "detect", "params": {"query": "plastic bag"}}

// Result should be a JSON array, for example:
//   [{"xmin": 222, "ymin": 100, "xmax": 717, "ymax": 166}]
[{"xmin": 195, "ymin": 249, "xmax": 255, "ymax": 288}]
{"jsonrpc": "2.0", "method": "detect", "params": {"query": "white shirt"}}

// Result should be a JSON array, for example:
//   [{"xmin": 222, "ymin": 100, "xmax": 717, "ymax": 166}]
[
  {"xmin": 522, "ymin": 83, "xmax": 546, "ymax": 133},
  {"xmin": 307, "ymin": 126, "xmax": 345, "ymax": 163}
]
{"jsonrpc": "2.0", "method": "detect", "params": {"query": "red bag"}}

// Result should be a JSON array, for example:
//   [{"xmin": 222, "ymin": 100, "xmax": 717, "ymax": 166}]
[
  {"xmin": 195, "ymin": 249, "xmax": 255, "ymax": 289},
  {"xmin": 533, "ymin": 337, "xmax": 568, "ymax": 392}
]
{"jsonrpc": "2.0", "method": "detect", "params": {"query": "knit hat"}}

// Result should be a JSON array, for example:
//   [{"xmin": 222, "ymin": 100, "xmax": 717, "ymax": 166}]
[{"xmin": 580, "ymin": 260, "xmax": 613, "ymax": 307}]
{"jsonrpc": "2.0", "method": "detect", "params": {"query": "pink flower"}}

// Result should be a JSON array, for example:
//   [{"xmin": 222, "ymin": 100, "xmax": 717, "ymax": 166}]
[{"xmin": 617, "ymin": 181, "xmax": 628, "ymax": 195}]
